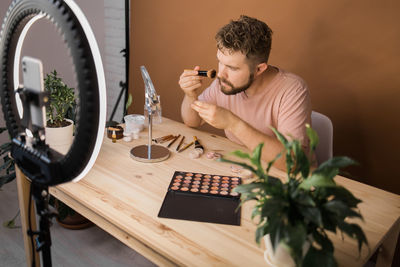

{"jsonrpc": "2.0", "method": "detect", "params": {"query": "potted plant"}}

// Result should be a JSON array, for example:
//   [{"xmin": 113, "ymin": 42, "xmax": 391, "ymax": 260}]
[
  {"xmin": 219, "ymin": 125, "xmax": 368, "ymax": 267},
  {"xmin": 44, "ymin": 70, "xmax": 92, "ymax": 229},
  {"xmin": 44, "ymin": 70, "xmax": 76, "ymax": 155},
  {"xmin": 0, "ymin": 127, "xmax": 15, "ymax": 189}
]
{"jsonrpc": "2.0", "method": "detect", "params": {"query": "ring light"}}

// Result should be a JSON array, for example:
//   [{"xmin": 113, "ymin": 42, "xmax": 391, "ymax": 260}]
[{"xmin": 0, "ymin": 0, "xmax": 106, "ymax": 185}]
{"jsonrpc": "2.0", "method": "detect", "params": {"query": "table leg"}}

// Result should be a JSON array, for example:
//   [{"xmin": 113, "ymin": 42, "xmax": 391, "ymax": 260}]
[
  {"xmin": 16, "ymin": 166, "xmax": 40, "ymax": 267},
  {"xmin": 376, "ymin": 218, "xmax": 400, "ymax": 267}
]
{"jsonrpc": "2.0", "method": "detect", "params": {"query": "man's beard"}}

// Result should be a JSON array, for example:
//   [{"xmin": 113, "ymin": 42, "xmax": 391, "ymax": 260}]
[{"xmin": 218, "ymin": 73, "xmax": 254, "ymax": 95}]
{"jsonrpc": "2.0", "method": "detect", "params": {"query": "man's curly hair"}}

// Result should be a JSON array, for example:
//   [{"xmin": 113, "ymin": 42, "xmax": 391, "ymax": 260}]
[{"xmin": 215, "ymin": 15, "xmax": 273, "ymax": 66}]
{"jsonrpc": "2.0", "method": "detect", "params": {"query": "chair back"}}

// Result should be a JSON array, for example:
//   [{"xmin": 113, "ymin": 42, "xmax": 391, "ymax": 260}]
[{"xmin": 311, "ymin": 111, "xmax": 333, "ymax": 165}]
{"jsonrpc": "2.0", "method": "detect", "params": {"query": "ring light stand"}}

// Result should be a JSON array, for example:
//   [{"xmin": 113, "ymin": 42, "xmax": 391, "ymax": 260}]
[
  {"xmin": 0, "ymin": 0, "xmax": 106, "ymax": 266},
  {"xmin": 130, "ymin": 66, "xmax": 170, "ymax": 163}
]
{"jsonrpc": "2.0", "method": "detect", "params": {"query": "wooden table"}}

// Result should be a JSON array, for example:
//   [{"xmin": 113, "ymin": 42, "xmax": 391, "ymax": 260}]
[{"xmin": 18, "ymin": 118, "xmax": 400, "ymax": 266}]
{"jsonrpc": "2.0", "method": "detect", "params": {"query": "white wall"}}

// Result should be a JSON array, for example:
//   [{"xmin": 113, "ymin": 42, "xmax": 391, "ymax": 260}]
[{"xmin": 104, "ymin": 0, "xmax": 127, "ymax": 122}]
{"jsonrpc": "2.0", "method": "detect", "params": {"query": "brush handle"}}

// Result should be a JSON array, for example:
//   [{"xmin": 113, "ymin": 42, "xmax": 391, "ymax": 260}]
[
  {"xmin": 197, "ymin": 70, "xmax": 208, "ymax": 77},
  {"xmin": 193, "ymin": 136, "xmax": 204, "ymax": 151},
  {"xmin": 194, "ymin": 140, "xmax": 203, "ymax": 150}
]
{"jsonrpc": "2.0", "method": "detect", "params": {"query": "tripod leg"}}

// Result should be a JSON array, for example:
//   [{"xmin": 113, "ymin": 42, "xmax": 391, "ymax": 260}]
[
  {"xmin": 32, "ymin": 183, "xmax": 53, "ymax": 267},
  {"xmin": 16, "ymin": 167, "xmax": 40, "ymax": 266}
]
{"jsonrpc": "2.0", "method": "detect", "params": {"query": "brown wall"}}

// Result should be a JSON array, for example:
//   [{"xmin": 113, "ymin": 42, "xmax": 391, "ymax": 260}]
[{"xmin": 129, "ymin": 0, "xmax": 400, "ymax": 194}]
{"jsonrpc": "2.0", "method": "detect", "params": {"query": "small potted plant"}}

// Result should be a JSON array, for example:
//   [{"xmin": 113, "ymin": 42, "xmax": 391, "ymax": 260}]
[
  {"xmin": 44, "ymin": 70, "xmax": 92, "ymax": 229},
  {"xmin": 0, "ymin": 127, "xmax": 15, "ymax": 188},
  {"xmin": 220, "ymin": 125, "xmax": 368, "ymax": 267},
  {"xmin": 44, "ymin": 70, "xmax": 76, "ymax": 155}
]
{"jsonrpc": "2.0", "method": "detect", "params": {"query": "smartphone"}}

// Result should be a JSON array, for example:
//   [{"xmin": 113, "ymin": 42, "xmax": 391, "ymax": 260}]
[{"xmin": 21, "ymin": 56, "xmax": 46, "ymax": 129}]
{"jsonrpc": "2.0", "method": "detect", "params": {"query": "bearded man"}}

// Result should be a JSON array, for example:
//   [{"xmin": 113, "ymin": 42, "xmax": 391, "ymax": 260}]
[{"xmin": 179, "ymin": 15, "xmax": 311, "ymax": 169}]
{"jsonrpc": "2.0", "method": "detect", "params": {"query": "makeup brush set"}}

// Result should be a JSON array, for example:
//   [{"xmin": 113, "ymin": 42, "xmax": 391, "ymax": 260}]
[{"xmin": 153, "ymin": 134, "xmax": 205, "ymax": 158}]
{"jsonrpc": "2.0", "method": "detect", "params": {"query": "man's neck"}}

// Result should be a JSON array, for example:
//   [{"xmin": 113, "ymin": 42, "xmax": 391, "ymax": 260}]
[{"xmin": 245, "ymin": 66, "xmax": 278, "ymax": 97}]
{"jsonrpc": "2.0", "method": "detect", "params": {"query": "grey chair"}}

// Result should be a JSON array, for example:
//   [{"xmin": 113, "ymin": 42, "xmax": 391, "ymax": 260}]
[{"xmin": 311, "ymin": 111, "xmax": 333, "ymax": 165}]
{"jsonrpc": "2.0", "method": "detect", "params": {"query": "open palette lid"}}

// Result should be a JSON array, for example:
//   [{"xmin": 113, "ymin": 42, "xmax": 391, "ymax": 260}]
[{"xmin": 158, "ymin": 171, "xmax": 242, "ymax": 226}]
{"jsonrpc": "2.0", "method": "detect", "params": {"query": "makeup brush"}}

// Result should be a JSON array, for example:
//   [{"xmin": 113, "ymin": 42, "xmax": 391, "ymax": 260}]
[
  {"xmin": 176, "ymin": 136, "xmax": 185, "ymax": 151},
  {"xmin": 198, "ymin": 69, "xmax": 216, "ymax": 78},
  {"xmin": 185, "ymin": 69, "xmax": 216, "ymax": 78},
  {"xmin": 178, "ymin": 141, "xmax": 194, "ymax": 153},
  {"xmin": 167, "ymin": 134, "xmax": 180, "ymax": 148},
  {"xmin": 193, "ymin": 136, "xmax": 204, "ymax": 152}
]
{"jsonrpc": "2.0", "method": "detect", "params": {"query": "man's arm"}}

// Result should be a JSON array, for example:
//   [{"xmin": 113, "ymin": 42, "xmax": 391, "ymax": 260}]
[
  {"xmin": 181, "ymin": 94, "xmax": 203, "ymax": 127},
  {"xmin": 229, "ymin": 118, "xmax": 286, "ymax": 169},
  {"xmin": 179, "ymin": 66, "xmax": 205, "ymax": 127},
  {"xmin": 191, "ymin": 101, "xmax": 287, "ymax": 170}
]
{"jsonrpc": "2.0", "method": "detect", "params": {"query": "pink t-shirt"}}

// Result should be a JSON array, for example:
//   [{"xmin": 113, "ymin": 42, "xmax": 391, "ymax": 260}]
[{"xmin": 198, "ymin": 67, "xmax": 312, "ymax": 148}]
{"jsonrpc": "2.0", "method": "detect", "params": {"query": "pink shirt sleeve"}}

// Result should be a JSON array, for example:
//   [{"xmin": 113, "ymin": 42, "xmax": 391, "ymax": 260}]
[{"xmin": 276, "ymin": 80, "xmax": 312, "ymax": 149}]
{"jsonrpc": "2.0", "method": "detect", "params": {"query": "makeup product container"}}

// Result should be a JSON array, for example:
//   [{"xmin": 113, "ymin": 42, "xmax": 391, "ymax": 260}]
[{"xmin": 124, "ymin": 114, "xmax": 145, "ymax": 134}]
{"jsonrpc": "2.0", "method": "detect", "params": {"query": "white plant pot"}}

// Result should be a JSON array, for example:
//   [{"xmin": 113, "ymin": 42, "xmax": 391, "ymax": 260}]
[
  {"xmin": 263, "ymin": 234, "xmax": 310, "ymax": 267},
  {"xmin": 45, "ymin": 119, "xmax": 74, "ymax": 155}
]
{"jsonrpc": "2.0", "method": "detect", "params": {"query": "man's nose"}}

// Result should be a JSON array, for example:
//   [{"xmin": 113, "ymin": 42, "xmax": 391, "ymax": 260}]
[{"xmin": 218, "ymin": 66, "xmax": 227, "ymax": 79}]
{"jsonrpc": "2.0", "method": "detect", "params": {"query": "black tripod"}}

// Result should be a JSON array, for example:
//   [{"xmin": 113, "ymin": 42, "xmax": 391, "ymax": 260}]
[{"xmin": 28, "ymin": 182, "xmax": 57, "ymax": 267}]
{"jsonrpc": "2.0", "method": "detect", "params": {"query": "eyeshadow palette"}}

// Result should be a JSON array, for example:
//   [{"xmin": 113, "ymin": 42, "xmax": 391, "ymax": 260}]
[{"xmin": 158, "ymin": 171, "xmax": 242, "ymax": 225}]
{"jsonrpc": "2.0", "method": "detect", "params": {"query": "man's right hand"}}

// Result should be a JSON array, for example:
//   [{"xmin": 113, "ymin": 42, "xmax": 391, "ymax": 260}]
[{"xmin": 178, "ymin": 66, "xmax": 204, "ymax": 98}]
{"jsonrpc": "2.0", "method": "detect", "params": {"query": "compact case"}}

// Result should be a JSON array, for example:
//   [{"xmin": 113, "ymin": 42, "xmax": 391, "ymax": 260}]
[{"xmin": 158, "ymin": 171, "xmax": 242, "ymax": 225}]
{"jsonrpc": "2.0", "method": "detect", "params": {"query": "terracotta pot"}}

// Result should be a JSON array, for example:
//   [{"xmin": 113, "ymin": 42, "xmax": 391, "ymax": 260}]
[
  {"xmin": 263, "ymin": 234, "xmax": 310, "ymax": 267},
  {"xmin": 54, "ymin": 199, "xmax": 93, "ymax": 230},
  {"xmin": 56, "ymin": 212, "xmax": 93, "ymax": 230},
  {"xmin": 45, "ymin": 119, "xmax": 74, "ymax": 155}
]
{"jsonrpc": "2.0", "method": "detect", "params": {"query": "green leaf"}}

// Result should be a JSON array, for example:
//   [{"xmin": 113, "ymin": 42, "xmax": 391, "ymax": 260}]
[
  {"xmin": 271, "ymin": 127, "xmax": 289, "ymax": 147},
  {"xmin": 255, "ymin": 222, "xmax": 267, "ymax": 244},
  {"xmin": 324, "ymin": 200, "xmax": 362, "ymax": 220},
  {"xmin": 292, "ymin": 140, "xmax": 310, "ymax": 178},
  {"xmin": 317, "ymin": 186, "xmax": 362, "ymax": 208},
  {"xmin": 286, "ymin": 224, "xmax": 307, "ymax": 266},
  {"xmin": 231, "ymin": 150, "xmax": 251, "ymax": 159},
  {"xmin": 291, "ymin": 189, "xmax": 315, "ymax": 206},
  {"xmin": 125, "ymin": 93, "xmax": 133, "ymax": 110},
  {"xmin": 261, "ymin": 198, "xmax": 288, "ymax": 218},
  {"xmin": 233, "ymin": 183, "xmax": 264, "ymax": 194},
  {"xmin": 315, "ymin": 157, "xmax": 357, "ymax": 175},
  {"xmin": 2, "ymin": 210, "xmax": 20, "ymax": 229},
  {"xmin": 299, "ymin": 173, "xmax": 336, "ymax": 190},
  {"xmin": 250, "ymin": 143, "xmax": 264, "ymax": 170},
  {"xmin": 302, "ymin": 246, "xmax": 337, "ymax": 267},
  {"xmin": 306, "ymin": 124, "xmax": 319, "ymax": 153},
  {"xmin": 337, "ymin": 222, "xmax": 368, "ymax": 252},
  {"xmin": 298, "ymin": 206, "xmax": 322, "ymax": 226},
  {"xmin": 311, "ymin": 230, "xmax": 334, "ymax": 252},
  {"xmin": 218, "ymin": 157, "xmax": 257, "ymax": 175},
  {"xmin": 251, "ymin": 207, "xmax": 261, "ymax": 220},
  {"xmin": 266, "ymin": 152, "xmax": 282, "ymax": 174}
]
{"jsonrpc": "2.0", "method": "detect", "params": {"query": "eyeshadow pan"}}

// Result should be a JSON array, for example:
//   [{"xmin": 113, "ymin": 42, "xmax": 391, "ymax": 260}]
[{"xmin": 167, "ymin": 171, "xmax": 242, "ymax": 199}]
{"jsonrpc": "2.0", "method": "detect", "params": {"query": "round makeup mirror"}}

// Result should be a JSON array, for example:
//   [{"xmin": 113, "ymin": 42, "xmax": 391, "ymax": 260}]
[{"xmin": 0, "ymin": 0, "xmax": 106, "ymax": 185}]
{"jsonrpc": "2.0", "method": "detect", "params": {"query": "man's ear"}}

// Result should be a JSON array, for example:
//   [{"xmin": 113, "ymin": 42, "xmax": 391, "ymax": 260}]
[{"xmin": 255, "ymin": 62, "xmax": 268, "ymax": 76}]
